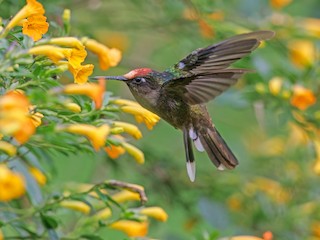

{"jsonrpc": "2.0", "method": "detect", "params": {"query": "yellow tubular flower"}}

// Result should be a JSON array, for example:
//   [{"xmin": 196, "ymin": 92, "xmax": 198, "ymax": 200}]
[
  {"xmin": 28, "ymin": 45, "xmax": 67, "ymax": 63},
  {"xmin": 112, "ymin": 121, "xmax": 142, "ymax": 139},
  {"xmin": 60, "ymin": 200, "xmax": 91, "ymax": 214},
  {"xmin": 3, "ymin": 0, "xmax": 45, "ymax": 34},
  {"xmin": 109, "ymin": 220, "xmax": 148, "ymax": 237},
  {"xmin": 93, "ymin": 207, "xmax": 112, "ymax": 220},
  {"xmin": 111, "ymin": 99, "xmax": 141, "ymax": 107},
  {"xmin": 48, "ymin": 37, "xmax": 84, "ymax": 50},
  {"xmin": 0, "ymin": 228, "xmax": 3, "ymax": 240},
  {"xmin": 29, "ymin": 167, "xmax": 47, "ymax": 186},
  {"xmin": 68, "ymin": 63, "xmax": 94, "ymax": 84},
  {"xmin": 111, "ymin": 190, "xmax": 141, "ymax": 203},
  {"xmin": 288, "ymin": 40, "xmax": 316, "ymax": 68},
  {"xmin": 122, "ymin": 142, "xmax": 145, "ymax": 164},
  {"xmin": 0, "ymin": 164, "xmax": 25, "ymax": 202},
  {"xmin": 290, "ymin": 85, "xmax": 316, "ymax": 110},
  {"xmin": 0, "ymin": 141, "xmax": 17, "ymax": 156},
  {"xmin": 269, "ymin": 77, "xmax": 283, "ymax": 95},
  {"xmin": 81, "ymin": 38, "xmax": 122, "ymax": 70},
  {"xmin": 313, "ymin": 140, "xmax": 320, "ymax": 175},
  {"xmin": 64, "ymin": 124, "xmax": 110, "ymax": 151},
  {"xmin": 22, "ymin": 14, "xmax": 48, "ymax": 41},
  {"xmin": 63, "ymin": 9, "xmax": 71, "ymax": 22},
  {"xmin": 230, "ymin": 236, "xmax": 264, "ymax": 240},
  {"xmin": 140, "ymin": 207, "xmax": 168, "ymax": 222},
  {"xmin": 64, "ymin": 102, "xmax": 82, "ymax": 113},
  {"xmin": 63, "ymin": 79, "xmax": 104, "ymax": 108},
  {"xmin": 302, "ymin": 18, "xmax": 320, "ymax": 37},
  {"xmin": 63, "ymin": 47, "xmax": 87, "ymax": 67},
  {"xmin": 121, "ymin": 105, "xmax": 160, "ymax": 130},
  {"xmin": 105, "ymin": 144, "xmax": 126, "ymax": 159}
]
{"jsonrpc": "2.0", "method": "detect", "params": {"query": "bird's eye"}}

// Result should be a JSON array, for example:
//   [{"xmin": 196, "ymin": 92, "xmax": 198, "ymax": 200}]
[{"xmin": 133, "ymin": 77, "xmax": 146, "ymax": 84}]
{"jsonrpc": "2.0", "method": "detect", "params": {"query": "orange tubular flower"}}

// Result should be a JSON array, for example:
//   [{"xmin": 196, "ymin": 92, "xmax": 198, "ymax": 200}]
[
  {"xmin": 0, "ymin": 164, "xmax": 26, "ymax": 202},
  {"xmin": 82, "ymin": 38, "xmax": 122, "ymax": 70},
  {"xmin": 290, "ymin": 85, "xmax": 316, "ymax": 110},
  {"xmin": 105, "ymin": 144, "xmax": 126, "ymax": 159},
  {"xmin": 0, "ymin": 91, "xmax": 41, "ymax": 144},
  {"xmin": 110, "ymin": 220, "xmax": 148, "ymax": 237},
  {"xmin": 22, "ymin": 14, "xmax": 49, "ymax": 41},
  {"xmin": 64, "ymin": 124, "xmax": 110, "ymax": 151},
  {"xmin": 63, "ymin": 78, "xmax": 105, "ymax": 108},
  {"xmin": 270, "ymin": 0, "xmax": 292, "ymax": 9},
  {"xmin": 3, "ymin": 0, "xmax": 45, "ymax": 34}
]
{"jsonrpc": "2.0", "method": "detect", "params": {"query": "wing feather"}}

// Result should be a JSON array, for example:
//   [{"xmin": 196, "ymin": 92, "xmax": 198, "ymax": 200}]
[{"xmin": 162, "ymin": 31, "xmax": 275, "ymax": 104}]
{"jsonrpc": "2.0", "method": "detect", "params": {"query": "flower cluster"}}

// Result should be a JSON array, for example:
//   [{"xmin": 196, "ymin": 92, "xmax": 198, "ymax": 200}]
[{"xmin": 0, "ymin": 0, "xmax": 163, "ymax": 239}]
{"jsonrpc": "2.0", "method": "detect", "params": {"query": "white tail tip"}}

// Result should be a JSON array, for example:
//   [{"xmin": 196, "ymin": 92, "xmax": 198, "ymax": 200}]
[
  {"xmin": 217, "ymin": 164, "xmax": 225, "ymax": 171},
  {"xmin": 186, "ymin": 161, "xmax": 196, "ymax": 182}
]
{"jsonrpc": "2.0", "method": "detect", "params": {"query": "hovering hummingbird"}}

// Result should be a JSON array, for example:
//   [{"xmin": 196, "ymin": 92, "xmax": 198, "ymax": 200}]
[{"xmin": 95, "ymin": 31, "xmax": 275, "ymax": 182}]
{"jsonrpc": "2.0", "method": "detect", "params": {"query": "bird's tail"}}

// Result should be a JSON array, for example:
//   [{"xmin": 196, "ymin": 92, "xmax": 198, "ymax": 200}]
[{"xmin": 183, "ymin": 121, "xmax": 238, "ymax": 181}]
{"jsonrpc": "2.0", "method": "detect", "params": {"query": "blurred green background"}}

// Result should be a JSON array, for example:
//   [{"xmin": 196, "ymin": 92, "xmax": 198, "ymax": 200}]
[{"xmin": 3, "ymin": 0, "xmax": 320, "ymax": 239}]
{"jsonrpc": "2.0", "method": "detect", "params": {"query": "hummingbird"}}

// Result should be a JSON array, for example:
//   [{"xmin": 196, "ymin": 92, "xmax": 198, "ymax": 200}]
[{"xmin": 95, "ymin": 31, "xmax": 275, "ymax": 182}]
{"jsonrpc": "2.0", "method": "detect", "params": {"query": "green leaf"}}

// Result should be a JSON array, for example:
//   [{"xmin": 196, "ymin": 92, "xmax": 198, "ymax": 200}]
[
  {"xmin": 80, "ymin": 234, "xmax": 104, "ymax": 240},
  {"xmin": 40, "ymin": 213, "xmax": 59, "ymax": 229}
]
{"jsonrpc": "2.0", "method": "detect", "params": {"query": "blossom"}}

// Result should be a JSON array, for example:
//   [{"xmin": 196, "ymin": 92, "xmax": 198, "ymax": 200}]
[
  {"xmin": 270, "ymin": 0, "xmax": 292, "ymax": 9},
  {"xmin": 2, "ymin": 0, "xmax": 45, "ymax": 35},
  {"xmin": 290, "ymin": 85, "xmax": 316, "ymax": 110},
  {"xmin": 63, "ymin": 124, "xmax": 110, "ymax": 151},
  {"xmin": 64, "ymin": 102, "xmax": 82, "ymax": 113},
  {"xmin": 28, "ymin": 45, "xmax": 67, "ymax": 63},
  {"xmin": 140, "ymin": 207, "xmax": 168, "ymax": 222},
  {"xmin": 121, "ymin": 105, "xmax": 160, "ymax": 130},
  {"xmin": 81, "ymin": 38, "xmax": 121, "ymax": 70},
  {"xmin": 112, "ymin": 121, "xmax": 142, "ymax": 139},
  {"xmin": 105, "ymin": 144, "xmax": 126, "ymax": 159},
  {"xmin": 230, "ymin": 236, "xmax": 264, "ymax": 240},
  {"xmin": 313, "ymin": 139, "xmax": 320, "ymax": 175},
  {"xmin": 68, "ymin": 63, "xmax": 94, "ymax": 84},
  {"xmin": 93, "ymin": 207, "xmax": 112, "ymax": 220},
  {"xmin": 198, "ymin": 19, "xmax": 214, "ymax": 38},
  {"xmin": 122, "ymin": 142, "xmax": 145, "ymax": 164},
  {"xmin": 111, "ymin": 190, "xmax": 141, "ymax": 203},
  {"xmin": 48, "ymin": 37, "xmax": 84, "ymax": 50},
  {"xmin": 0, "ymin": 141, "xmax": 17, "ymax": 156},
  {"xmin": 109, "ymin": 220, "xmax": 148, "ymax": 237},
  {"xmin": 112, "ymin": 99, "xmax": 160, "ymax": 130},
  {"xmin": 60, "ymin": 200, "xmax": 91, "ymax": 214},
  {"xmin": 263, "ymin": 231, "xmax": 273, "ymax": 240},
  {"xmin": 0, "ymin": 91, "xmax": 41, "ymax": 144},
  {"xmin": 268, "ymin": 77, "xmax": 283, "ymax": 95},
  {"xmin": 29, "ymin": 167, "xmax": 47, "ymax": 186},
  {"xmin": 63, "ymin": 47, "xmax": 87, "ymax": 68},
  {"xmin": 288, "ymin": 40, "xmax": 316, "ymax": 68},
  {"xmin": 301, "ymin": 18, "xmax": 320, "ymax": 37},
  {"xmin": 63, "ymin": 79, "xmax": 105, "ymax": 108},
  {"xmin": 22, "ymin": 14, "xmax": 49, "ymax": 41},
  {"xmin": 0, "ymin": 164, "xmax": 25, "ymax": 202}
]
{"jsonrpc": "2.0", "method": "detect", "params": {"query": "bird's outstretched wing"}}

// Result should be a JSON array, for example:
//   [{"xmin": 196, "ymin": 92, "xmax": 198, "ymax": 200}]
[{"xmin": 162, "ymin": 31, "xmax": 275, "ymax": 105}]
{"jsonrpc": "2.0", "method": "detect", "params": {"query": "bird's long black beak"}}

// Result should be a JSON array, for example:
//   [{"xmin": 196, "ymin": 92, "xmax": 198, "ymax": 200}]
[{"xmin": 92, "ymin": 76, "xmax": 128, "ymax": 81}]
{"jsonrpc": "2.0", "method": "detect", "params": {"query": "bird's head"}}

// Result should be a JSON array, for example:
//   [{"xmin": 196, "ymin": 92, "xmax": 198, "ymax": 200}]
[{"xmin": 94, "ymin": 68, "xmax": 162, "ymax": 109}]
